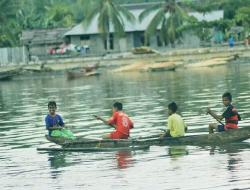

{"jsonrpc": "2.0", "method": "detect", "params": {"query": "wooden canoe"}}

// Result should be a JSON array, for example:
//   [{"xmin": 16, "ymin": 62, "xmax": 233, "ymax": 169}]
[
  {"xmin": 66, "ymin": 71, "xmax": 100, "ymax": 79},
  {"xmin": 0, "ymin": 69, "xmax": 19, "ymax": 81},
  {"xmin": 37, "ymin": 145, "xmax": 150, "ymax": 152},
  {"xmin": 147, "ymin": 65, "xmax": 178, "ymax": 72},
  {"xmin": 45, "ymin": 126, "xmax": 250, "ymax": 148},
  {"xmin": 85, "ymin": 63, "xmax": 99, "ymax": 72}
]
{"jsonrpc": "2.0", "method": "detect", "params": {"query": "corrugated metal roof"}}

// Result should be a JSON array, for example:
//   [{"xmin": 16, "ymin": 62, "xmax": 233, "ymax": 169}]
[
  {"xmin": 20, "ymin": 28, "xmax": 71, "ymax": 45},
  {"xmin": 64, "ymin": 9, "xmax": 223, "ymax": 36}
]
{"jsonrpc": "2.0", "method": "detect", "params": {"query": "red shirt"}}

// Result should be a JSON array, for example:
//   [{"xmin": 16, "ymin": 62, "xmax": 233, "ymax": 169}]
[{"xmin": 108, "ymin": 111, "xmax": 134, "ymax": 135}]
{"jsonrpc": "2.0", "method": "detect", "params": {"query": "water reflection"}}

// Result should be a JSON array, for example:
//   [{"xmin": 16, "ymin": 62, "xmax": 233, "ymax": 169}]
[
  {"xmin": 116, "ymin": 151, "xmax": 134, "ymax": 169},
  {"xmin": 208, "ymin": 142, "xmax": 250, "ymax": 185},
  {"xmin": 47, "ymin": 152, "xmax": 73, "ymax": 169},
  {"xmin": 168, "ymin": 145, "xmax": 189, "ymax": 159},
  {"xmin": 1, "ymin": 64, "xmax": 250, "ymax": 189}
]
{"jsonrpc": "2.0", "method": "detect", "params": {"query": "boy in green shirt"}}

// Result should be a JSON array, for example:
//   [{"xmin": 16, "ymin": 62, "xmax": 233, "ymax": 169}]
[{"xmin": 160, "ymin": 102, "xmax": 187, "ymax": 138}]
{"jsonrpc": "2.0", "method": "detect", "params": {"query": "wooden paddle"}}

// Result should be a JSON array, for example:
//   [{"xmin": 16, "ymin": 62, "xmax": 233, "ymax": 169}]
[
  {"xmin": 93, "ymin": 114, "xmax": 116, "ymax": 129},
  {"xmin": 207, "ymin": 112, "xmax": 224, "ymax": 125}
]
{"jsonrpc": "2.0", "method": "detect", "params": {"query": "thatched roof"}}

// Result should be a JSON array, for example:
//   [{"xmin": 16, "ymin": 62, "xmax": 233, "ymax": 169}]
[{"xmin": 20, "ymin": 28, "xmax": 71, "ymax": 45}]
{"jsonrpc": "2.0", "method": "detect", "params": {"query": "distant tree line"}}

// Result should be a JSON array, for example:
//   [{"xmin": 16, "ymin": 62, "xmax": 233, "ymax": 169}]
[{"xmin": 1, "ymin": 0, "xmax": 250, "ymax": 48}]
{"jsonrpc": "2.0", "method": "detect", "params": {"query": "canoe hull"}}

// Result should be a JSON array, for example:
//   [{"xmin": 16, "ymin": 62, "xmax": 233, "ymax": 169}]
[
  {"xmin": 66, "ymin": 71, "xmax": 100, "ymax": 79},
  {"xmin": 45, "ymin": 126, "xmax": 250, "ymax": 148},
  {"xmin": 37, "ymin": 145, "xmax": 150, "ymax": 152},
  {"xmin": 148, "ymin": 65, "xmax": 178, "ymax": 72}
]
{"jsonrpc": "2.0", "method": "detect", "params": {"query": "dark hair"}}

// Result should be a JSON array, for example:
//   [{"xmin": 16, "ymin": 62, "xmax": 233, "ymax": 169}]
[
  {"xmin": 48, "ymin": 101, "xmax": 57, "ymax": 108},
  {"xmin": 222, "ymin": 92, "xmax": 232, "ymax": 101},
  {"xmin": 113, "ymin": 102, "xmax": 122, "ymax": 110},
  {"xmin": 168, "ymin": 102, "xmax": 177, "ymax": 113}
]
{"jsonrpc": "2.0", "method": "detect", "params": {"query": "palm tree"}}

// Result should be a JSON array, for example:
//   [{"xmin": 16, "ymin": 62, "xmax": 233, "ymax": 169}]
[
  {"xmin": 45, "ymin": 3, "xmax": 74, "ymax": 28},
  {"xmin": 139, "ymin": 0, "xmax": 189, "ymax": 47},
  {"xmin": 81, "ymin": 0, "xmax": 135, "ymax": 52},
  {"xmin": 0, "ymin": 0, "xmax": 21, "ymax": 47}
]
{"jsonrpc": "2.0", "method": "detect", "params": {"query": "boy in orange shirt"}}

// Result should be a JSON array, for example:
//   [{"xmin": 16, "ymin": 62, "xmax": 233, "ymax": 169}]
[{"xmin": 94, "ymin": 102, "xmax": 134, "ymax": 139}]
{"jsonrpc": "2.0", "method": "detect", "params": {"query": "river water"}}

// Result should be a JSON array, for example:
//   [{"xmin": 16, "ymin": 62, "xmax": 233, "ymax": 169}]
[{"xmin": 1, "ymin": 63, "xmax": 250, "ymax": 189}]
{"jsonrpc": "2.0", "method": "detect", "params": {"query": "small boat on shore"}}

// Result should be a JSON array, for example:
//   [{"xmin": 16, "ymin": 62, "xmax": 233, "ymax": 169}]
[
  {"xmin": 66, "ymin": 71, "xmax": 100, "ymax": 79},
  {"xmin": 84, "ymin": 63, "xmax": 99, "ymax": 72},
  {"xmin": 142, "ymin": 64, "xmax": 179, "ymax": 72},
  {"xmin": 66, "ymin": 64, "xmax": 100, "ymax": 79},
  {"xmin": 0, "ymin": 69, "xmax": 20, "ymax": 81},
  {"xmin": 44, "ymin": 126, "xmax": 250, "ymax": 148}
]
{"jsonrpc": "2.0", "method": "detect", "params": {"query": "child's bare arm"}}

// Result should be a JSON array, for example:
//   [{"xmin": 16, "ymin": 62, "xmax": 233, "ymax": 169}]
[
  {"xmin": 206, "ymin": 108, "xmax": 223, "ymax": 120},
  {"xmin": 160, "ymin": 130, "xmax": 170, "ymax": 138},
  {"xmin": 93, "ymin": 115, "xmax": 110, "ymax": 125}
]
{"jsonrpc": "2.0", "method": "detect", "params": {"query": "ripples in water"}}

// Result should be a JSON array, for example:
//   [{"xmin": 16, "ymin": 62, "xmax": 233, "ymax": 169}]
[{"xmin": 1, "ymin": 64, "xmax": 250, "ymax": 189}]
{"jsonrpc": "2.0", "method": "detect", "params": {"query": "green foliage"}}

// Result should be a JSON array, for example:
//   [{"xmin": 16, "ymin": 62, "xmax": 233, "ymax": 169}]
[
  {"xmin": 183, "ymin": 0, "xmax": 226, "ymax": 15},
  {"xmin": 139, "ymin": 0, "xmax": 189, "ymax": 47},
  {"xmin": 45, "ymin": 3, "xmax": 74, "ymax": 27},
  {"xmin": 222, "ymin": 0, "xmax": 250, "ymax": 20},
  {"xmin": 2, "ymin": 0, "xmax": 250, "ymax": 47},
  {"xmin": 0, "ymin": 0, "xmax": 21, "ymax": 47},
  {"xmin": 117, "ymin": 0, "xmax": 162, "ymax": 3},
  {"xmin": 0, "ymin": 0, "xmax": 77, "ymax": 47},
  {"xmin": 235, "ymin": 7, "xmax": 250, "ymax": 27},
  {"xmin": 81, "ymin": 0, "xmax": 135, "ymax": 51},
  {"xmin": 179, "ymin": 16, "xmax": 235, "ymax": 43}
]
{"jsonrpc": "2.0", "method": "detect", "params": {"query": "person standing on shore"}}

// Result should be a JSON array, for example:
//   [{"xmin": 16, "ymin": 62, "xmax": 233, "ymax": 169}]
[
  {"xmin": 228, "ymin": 36, "xmax": 234, "ymax": 50},
  {"xmin": 245, "ymin": 37, "xmax": 249, "ymax": 49}
]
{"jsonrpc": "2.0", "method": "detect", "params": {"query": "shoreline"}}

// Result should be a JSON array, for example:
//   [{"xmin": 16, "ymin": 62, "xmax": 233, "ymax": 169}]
[{"xmin": 1, "ymin": 46, "xmax": 250, "ymax": 72}]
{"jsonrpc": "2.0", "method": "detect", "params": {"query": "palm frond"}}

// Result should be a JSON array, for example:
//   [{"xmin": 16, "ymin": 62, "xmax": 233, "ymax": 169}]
[
  {"xmin": 139, "ymin": 3, "xmax": 163, "ymax": 23},
  {"xmin": 110, "ymin": 6, "xmax": 125, "ymax": 37},
  {"xmin": 82, "ymin": 2, "xmax": 100, "ymax": 28},
  {"xmin": 97, "ymin": 3, "xmax": 109, "ymax": 36},
  {"xmin": 115, "ymin": 5, "xmax": 135, "ymax": 24},
  {"xmin": 159, "ymin": 17, "xmax": 167, "ymax": 43},
  {"xmin": 144, "ymin": 8, "xmax": 165, "ymax": 42}
]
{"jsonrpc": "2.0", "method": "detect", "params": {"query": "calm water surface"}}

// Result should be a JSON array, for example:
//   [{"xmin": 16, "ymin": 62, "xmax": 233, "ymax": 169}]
[{"xmin": 1, "ymin": 63, "xmax": 250, "ymax": 189}]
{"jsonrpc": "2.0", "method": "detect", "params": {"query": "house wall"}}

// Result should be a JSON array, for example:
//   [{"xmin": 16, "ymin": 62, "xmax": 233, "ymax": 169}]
[
  {"xmin": 71, "ymin": 35, "xmax": 103, "ymax": 54},
  {"xmin": 119, "ymin": 37, "xmax": 127, "ymax": 52},
  {"xmin": 71, "ymin": 34, "xmax": 127, "ymax": 54},
  {"xmin": 90, "ymin": 34, "xmax": 105, "ymax": 54},
  {"xmin": 29, "ymin": 43, "xmax": 62, "ymax": 57},
  {"xmin": 182, "ymin": 31, "xmax": 200, "ymax": 48},
  {"xmin": 70, "ymin": 35, "xmax": 81, "ymax": 45},
  {"xmin": 149, "ymin": 34, "xmax": 158, "ymax": 49},
  {"xmin": 67, "ymin": 30, "xmax": 203, "ymax": 54},
  {"xmin": 0, "ymin": 46, "xmax": 29, "ymax": 65}
]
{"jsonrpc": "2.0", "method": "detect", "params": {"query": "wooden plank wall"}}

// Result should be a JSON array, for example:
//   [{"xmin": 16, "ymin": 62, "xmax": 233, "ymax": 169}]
[{"xmin": 0, "ymin": 46, "xmax": 29, "ymax": 65}]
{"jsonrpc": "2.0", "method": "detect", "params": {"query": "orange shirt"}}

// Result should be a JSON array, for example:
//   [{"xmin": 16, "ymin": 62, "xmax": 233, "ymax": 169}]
[{"xmin": 108, "ymin": 111, "xmax": 134, "ymax": 135}]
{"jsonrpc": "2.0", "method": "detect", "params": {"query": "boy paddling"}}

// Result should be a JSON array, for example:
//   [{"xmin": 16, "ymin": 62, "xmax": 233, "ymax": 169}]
[
  {"xmin": 94, "ymin": 102, "xmax": 134, "ymax": 139},
  {"xmin": 206, "ymin": 92, "xmax": 241, "ymax": 134},
  {"xmin": 160, "ymin": 102, "xmax": 187, "ymax": 138}
]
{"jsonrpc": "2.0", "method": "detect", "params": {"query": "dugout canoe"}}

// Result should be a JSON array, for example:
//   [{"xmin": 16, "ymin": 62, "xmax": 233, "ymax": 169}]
[
  {"xmin": 45, "ymin": 126, "xmax": 250, "ymax": 148},
  {"xmin": 37, "ymin": 145, "xmax": 150, "ymax": 152},
  {"xmin": 66, "ymin": 71, "xmax": 100, "ymax": 79}
]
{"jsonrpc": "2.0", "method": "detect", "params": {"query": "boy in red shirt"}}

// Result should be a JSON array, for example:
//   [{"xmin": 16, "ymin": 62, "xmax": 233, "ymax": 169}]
[
  {"xmin": 94, "ymin": 102, "xmax": 134, "ymax": 139},
  {"xmin": 206, "ymin": 92, "xmax": 241, "ymax": 134}
]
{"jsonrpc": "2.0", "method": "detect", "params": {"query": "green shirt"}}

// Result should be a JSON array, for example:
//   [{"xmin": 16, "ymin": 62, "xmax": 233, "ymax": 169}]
[{"xmin": 167, "ymin": 113, "xmax": 186, "ymax": 137}]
